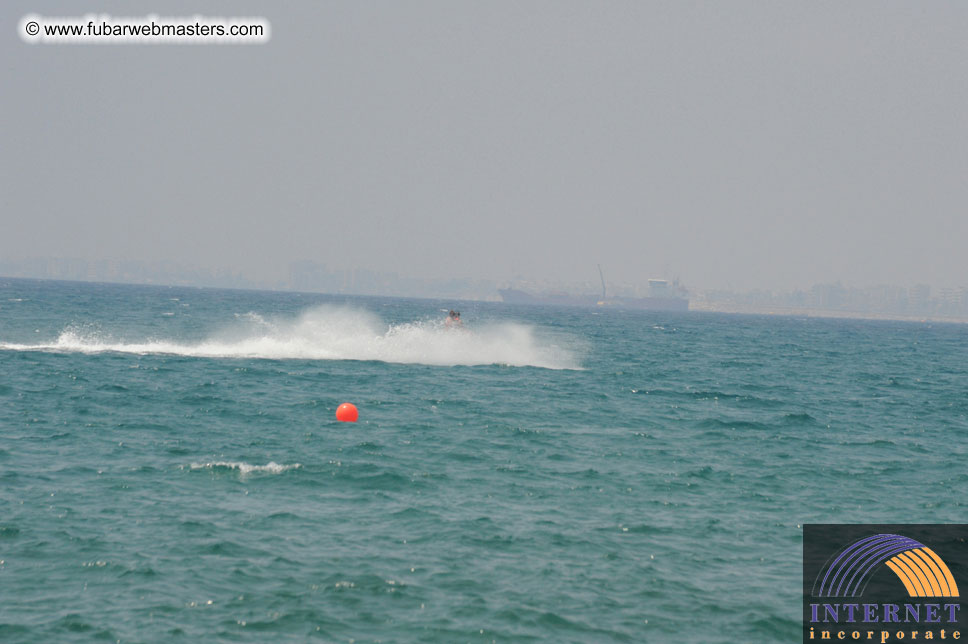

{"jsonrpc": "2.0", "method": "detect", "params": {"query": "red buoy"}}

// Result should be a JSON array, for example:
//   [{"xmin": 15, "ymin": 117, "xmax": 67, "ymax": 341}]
[{"xmin": 336, "ymin": 402, "xmax": 358, "ymax": 422}]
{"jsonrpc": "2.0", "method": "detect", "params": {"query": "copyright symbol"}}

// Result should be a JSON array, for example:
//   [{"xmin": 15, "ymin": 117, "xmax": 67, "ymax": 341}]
[{"xmin": 25, "ymin": 21, "xmax": 40, "ymax": 36}]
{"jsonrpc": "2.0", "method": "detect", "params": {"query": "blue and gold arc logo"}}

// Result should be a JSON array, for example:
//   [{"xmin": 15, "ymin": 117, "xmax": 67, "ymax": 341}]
[{"xmin": 814, "ymin": 533, "xmax": 960, "ymax": 598}]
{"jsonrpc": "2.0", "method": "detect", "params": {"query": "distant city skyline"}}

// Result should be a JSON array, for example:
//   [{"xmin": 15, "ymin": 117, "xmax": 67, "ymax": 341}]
[{"xmin": 3, "ymin": 255, "xmax": 967, "ymax": 322}]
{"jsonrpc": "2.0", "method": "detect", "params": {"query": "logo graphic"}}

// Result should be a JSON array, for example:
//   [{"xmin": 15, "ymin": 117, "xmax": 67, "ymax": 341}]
[
  {"xmin": 814, "ymin": 533, "xmax": 960, "ymax": 598},
  {"xmin": 803, "ymin": 525, "xmax": 965, "ymax": 643}
]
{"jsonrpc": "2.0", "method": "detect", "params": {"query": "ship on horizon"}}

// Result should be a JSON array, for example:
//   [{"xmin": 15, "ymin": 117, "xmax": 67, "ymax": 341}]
[{"xmin": 499, "ymin": 268, "xmax": 689, "ymax": 312}]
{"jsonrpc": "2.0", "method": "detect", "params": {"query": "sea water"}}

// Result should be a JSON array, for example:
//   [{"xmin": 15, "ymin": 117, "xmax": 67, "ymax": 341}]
[{"xmin": 0, "ymin": 278, "xmax": 965, "ymax": 642}]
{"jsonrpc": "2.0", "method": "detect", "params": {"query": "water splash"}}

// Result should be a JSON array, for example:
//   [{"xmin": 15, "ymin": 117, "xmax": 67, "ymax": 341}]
[{"xmin": 0, "ymin": 306, "xmax": 581, "ymax": 369}]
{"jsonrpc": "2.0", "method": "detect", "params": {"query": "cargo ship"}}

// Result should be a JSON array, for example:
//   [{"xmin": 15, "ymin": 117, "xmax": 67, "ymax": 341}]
[{"xmin": 499, "ymin": 268, "xmax": 689, "ymax": 312}]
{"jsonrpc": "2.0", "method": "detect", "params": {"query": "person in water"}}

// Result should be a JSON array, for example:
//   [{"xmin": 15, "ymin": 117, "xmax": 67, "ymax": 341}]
[{"xmin": 446, "ymin": 310, "xmax": 462, "ymax": 327}]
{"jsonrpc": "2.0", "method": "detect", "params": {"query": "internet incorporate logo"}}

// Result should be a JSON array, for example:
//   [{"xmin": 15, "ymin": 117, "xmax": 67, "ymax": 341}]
[{"xmin": 803, "ymin": 525, "xmax": 965, "ymax": 643}]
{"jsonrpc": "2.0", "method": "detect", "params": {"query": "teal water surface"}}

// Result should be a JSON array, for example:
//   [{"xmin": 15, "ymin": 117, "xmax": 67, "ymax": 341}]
[{"xmin": 1, "ymin": 278, "xmax": 966, "ymax": 642}]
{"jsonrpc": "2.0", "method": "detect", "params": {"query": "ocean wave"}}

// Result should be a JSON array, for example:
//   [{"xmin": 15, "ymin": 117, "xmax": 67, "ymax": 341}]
[
  {"xmin": 0, "ymin": 306, "xmax": 580, "ymax": 369},
  {"xmin": 188, "ymin": 461, "xmax": 301, "ymax": 475}
]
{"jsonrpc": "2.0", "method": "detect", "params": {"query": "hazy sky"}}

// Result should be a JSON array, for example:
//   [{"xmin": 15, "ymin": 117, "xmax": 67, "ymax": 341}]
[{"xmin": 3, "ymin": 2, "xmax": 966, "ymax": 291}]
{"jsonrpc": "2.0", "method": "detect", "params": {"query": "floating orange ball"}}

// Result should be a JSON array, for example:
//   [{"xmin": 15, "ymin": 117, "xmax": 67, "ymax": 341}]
[{"xmin": 336, "ymin": 402, "xmax": 358, "ymax": 422}]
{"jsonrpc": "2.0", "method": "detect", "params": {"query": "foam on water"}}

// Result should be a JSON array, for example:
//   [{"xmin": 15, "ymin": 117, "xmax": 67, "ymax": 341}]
[
  {"xmin": 0, "ymin": 306, "xmax": 580, "ymax": 369},
  {"xmin": 188, "ymin": 461, "xmax": 301, "ymax": 475}
]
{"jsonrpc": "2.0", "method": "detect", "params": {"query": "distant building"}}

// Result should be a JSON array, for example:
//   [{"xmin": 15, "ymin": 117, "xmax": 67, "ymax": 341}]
[{"xmin": 909, "ymin": 284, "xmax": 931, "ymax": 313}]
